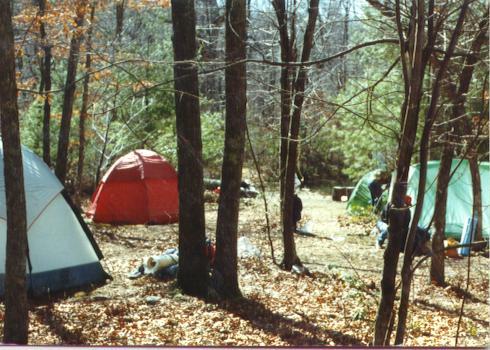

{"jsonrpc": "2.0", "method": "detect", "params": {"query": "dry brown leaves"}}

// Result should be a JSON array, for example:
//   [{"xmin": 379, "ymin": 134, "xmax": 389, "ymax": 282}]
[{"xmin": 0, "ymin": 192, "xmax": 488, "ymax": 346}]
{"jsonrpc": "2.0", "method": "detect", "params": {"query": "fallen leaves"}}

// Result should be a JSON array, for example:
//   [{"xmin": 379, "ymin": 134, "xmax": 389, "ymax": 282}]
[{"xmin": 0, "ymin": 192, "xmax": 487, "ymax": 346}]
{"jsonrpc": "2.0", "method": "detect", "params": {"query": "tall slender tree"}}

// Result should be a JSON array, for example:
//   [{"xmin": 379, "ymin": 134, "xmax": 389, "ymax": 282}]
[
  {"xmin": 374, "ymin": 0, "xmax": 426, "ymax": 344},
  {"xmin": 76, "ymin": 2, "xmax": 96, "ymax": 205},
  {"xmin": 213, "ymin": 0, "xmax": 247, "ymax": 298},
  {"xmin": 0, "ymin": 0, "xmax": 29, "ymax": 344},
  {"xmin": 38, "ymin": 0, "xmax": 52, "ymax": 167},
  {"xmin": 273, "ymin": 0, "xmax": 319, "ymax": 270},
  {"xmin": 55, "ymin": 0, "xmax": 88, "ymax": 184},
  {"xmin": 430, "ymin": 12, "xmax": 488, "ymax": 285},
  {"xmin": 171, "ymin": 0, "xmax": 208, "ymax": 297},
  {"xmin": 395, "ymin": 1, "xmax": 470, "ymax": 343}
]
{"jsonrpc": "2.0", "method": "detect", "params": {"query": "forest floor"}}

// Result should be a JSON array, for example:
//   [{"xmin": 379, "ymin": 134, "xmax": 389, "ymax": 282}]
[{"xmin": 3, "ymin": 189, "xmax": 489, "ymax": 346}]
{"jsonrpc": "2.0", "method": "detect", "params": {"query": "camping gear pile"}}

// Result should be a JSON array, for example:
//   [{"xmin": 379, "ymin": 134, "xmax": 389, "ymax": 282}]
[
  {"xmin": 204, "ymin": 178, "xmax": 259, "ymax": 198},
  {"xmin": 128, "ymin": 248, "xmax": 179, "ymax": 279},
  {"xmin": 128, "ymin": 240, "xmax": 217, "ymax": 280}
]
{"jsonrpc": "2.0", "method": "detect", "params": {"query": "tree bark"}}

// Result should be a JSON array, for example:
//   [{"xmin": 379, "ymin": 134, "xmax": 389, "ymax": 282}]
[
  {"xmin": 115, "ymin": 0, "xmax": 125, "ymax": 38},
  {"xmin": 395, "ymin": 2, "xmax": 469, "ymax": 344},
  {"xmin": 55, "ymin": 0, "xmax": 88, "ymax": 184},
  {"xmin": 457, "ymin": 14, "xmax": 488, "ymax": 242},
  {"xmin": 339, "ymin": 0, "xmax": 350, "ymax": 90},
  {"xmin": 281, "ymin": 0, "xmax": 319, "ymax": 270},
  {"xmin": 94, "ymin": 115, "xmax": 113, "ymax": 187},
  {"xmin": 467, "ymin": 155, "xmax": 483, "ymax": 241},
  {"xmin": 38, "ymin": 0, "xmax": 52, "ymax": 166},
  {"xmin": 374, "ymin": 0, "xmax": 426, "ymax": 345},
  {"xmin": 214, "ymin": 0, "xmax": 247, "ymax": 299},
  {"xmin": 196, "ymin": 0, "xmax": 221, "ymax": 111},
  {"xmin": 430, "ymin": 135, "xmax": 453, "ymax": 286},
  {"xmin": 0, "ymin": 0, "xmax": 29, "ymax": 343},
  {"xmin": 171, "ymin": 0, "xmax": 208, "ymax": 298},
  {"xmin": 76, "ymin": 2, "xmax": 95, "ymax": 205},
  {"xmin": 272, "ymin": 0, "xmax": 294, "ymax": 204},
  {"xmin": 430, "ymin": 11, "xmax": 488, "ymax": 284}
]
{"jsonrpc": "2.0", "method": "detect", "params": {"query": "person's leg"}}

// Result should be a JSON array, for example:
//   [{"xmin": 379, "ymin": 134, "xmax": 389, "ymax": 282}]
[{"xmin": 376, "ymin": 221, "xmax": 388, "ymax": 247}]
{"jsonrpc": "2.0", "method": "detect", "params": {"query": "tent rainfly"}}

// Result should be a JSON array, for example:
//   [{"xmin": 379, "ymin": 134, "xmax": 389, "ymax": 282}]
[
  {"xmin": 346, "ymin": 169, "xmax": 386, "ymax": 214},
  {"xmin": 347, "ymin": 160, "xmax": 489, "ymax": 240},
  {"xmin": 87, "ymin": 149, "xmax": 179, "ymax": 225},
  {"xmin": 406, "ymin": 159, "xmax": 489, "ymax": 239},
  {"xmin": 0, "ymin": 144, "xmax": 109, "ymax": 296}
]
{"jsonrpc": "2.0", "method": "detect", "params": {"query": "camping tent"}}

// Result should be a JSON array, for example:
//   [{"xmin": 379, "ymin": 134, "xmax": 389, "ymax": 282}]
[
  {"xmin": 346, "ymin": 169, "xmax": 387, "ymax": 214},
  {"xmin": 0, "ymin": 144, "xmax": 108, "ymax": 296},
  {"xmin": 88, "ymin": 149, "xmax": 179, "ymax": 224},
  {"xmin": 406, "ymin": 159, "xmax": 489, "ymax": 239}
]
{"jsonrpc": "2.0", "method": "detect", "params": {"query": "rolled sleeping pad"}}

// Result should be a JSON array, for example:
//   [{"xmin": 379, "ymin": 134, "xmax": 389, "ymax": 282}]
[{"xmin": 144, "ymin": 253, "xmax": 178, "ymax": 275}]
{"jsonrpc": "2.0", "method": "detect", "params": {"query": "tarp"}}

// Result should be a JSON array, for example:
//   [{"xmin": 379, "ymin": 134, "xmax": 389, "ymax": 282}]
[
  {"xmin": 406, "ymin": 159, "xmax": 489, "ymax": 239},
  {"xmin": 88, "ymin": 150, "xmax": 179, "ymax": 224}
]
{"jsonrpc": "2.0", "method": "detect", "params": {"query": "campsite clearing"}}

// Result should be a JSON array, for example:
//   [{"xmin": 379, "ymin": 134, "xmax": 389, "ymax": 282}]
[{"xmin": 3, "ymin": 190, "xmax": 488, "ymax": 346}]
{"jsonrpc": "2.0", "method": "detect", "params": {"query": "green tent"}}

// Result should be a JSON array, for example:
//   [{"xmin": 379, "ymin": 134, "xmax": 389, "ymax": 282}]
[
  {"xmin": 407, "ymin": 159, "xmax": 489, "ymax": 239},
  {"xmin": 346, "ymin": 169, "xmax": 387, "ymax": 214}
]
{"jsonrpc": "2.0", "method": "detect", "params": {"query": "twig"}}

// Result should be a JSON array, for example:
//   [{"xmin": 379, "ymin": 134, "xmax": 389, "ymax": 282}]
[
  {"xmin": 455, "ymin": 236, "xmax": 473, "ymax": 346},
  {"xmin": 245, "ymin": 122, "xmax": 278, "ymax": 266}
]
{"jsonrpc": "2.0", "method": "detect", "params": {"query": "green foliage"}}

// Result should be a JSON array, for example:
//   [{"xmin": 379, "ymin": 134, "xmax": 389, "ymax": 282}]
[
  {"xmin": 326, "ymin": 8, "xmax": 403, "ymax": 181},
  {"xmin": 200, "ymin": 112, "xmax": 225, "ymax": 174},
  {"xmin": 20, "ymin": 100, "xmax": 44, "ymax": 153}
]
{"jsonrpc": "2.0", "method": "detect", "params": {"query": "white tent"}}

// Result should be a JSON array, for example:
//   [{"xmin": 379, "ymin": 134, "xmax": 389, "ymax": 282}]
[{"xmin": 0, "ymin": 144, "xmax": 108, "ymax": 296}]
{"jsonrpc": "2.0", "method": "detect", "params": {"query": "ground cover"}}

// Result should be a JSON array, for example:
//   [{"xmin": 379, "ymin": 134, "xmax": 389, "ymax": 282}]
[{"xmin": 1, "ymin": 189, "xmax": 488, "ymax": 346}]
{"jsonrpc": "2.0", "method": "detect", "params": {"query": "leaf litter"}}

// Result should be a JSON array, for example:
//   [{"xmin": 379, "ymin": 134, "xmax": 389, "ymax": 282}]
[{"xmin": 0, "ymin": 190, "xmax": 488, "ymax": 346}]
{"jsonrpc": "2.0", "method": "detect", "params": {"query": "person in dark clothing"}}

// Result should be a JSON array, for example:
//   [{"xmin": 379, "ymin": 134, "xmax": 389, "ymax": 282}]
[
  {"xmin": 293, "ymin": 194, "xmax": 303, "ymax": 232},
  {"xmin": 368, "ymin": 178, "xmax": 383, "ymax": 206}
]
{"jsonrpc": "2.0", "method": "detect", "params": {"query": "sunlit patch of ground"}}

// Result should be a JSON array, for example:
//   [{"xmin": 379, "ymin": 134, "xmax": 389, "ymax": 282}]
[{"xmin": 1, "ymin": 189, "xmax": 487, "ymax": 346}]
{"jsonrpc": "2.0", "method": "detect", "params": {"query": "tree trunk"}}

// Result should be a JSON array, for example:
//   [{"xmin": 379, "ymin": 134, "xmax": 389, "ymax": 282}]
[
  {"xmin": 171, "ymin": 0, "xmax": 208, "ymax": 298},
  {"xmin": 339, "ymin": 0, "xmax": 350, "ymax": 90},
  {"xmin": 430, "ymin": 11, "xmax": 487, "ymax": 283},
  {"xmin": 214, "ymin": 0, "xmax": 247, "ymax": 299},
  {"xmin": 115, "ymin": 0, "xmax": 125, "ymax": 38},
  {"xmin": 430, "ymin": 137, "xmax": 453, "ymax": 286},
  {"xmin": 76, "ymin": 2, "xmax": 95, "ymax": 206},
  {"xmin": 374, "ymin": 0, "xmax": 426, "ymax": 345},
  {"xmin": 281, "ymin": 0, "xmax": 319, "ymax": 270},
  {"xmin": 458, "ymin": 15, "xmax": 488, "ymax": 243},
  {"xmin": 55, "ymin": 0, "xmax": 87, "ymax": 184},
  {"xmin": 0, "ymin": 0, "xmax": 29, "ymax": 343},
  {"xmin": 467, "ymin": 155, "xmax": 483, "ymax": 241},
  {"xmin": 94, "ymin": 115, "xmax": 113, "ymax": 186},
  {"xmin": 272, "ymin": 0, "xmax": 294, "ymax": 204},
  {"xmin": 38, "ymin": 0, "xmax": 52, "ymax": 166},
  {"xmin": 395, "ymin": 2, "xmax": 469, "ymax": 343},
  {"xmin": 196, "ymin": 0, "xmax": 221, "ymax": 111}
]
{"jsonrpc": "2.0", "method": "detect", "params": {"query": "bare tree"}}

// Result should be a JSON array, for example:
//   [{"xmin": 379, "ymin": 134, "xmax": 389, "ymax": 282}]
[
  {"xmin": 213, "ymin": 0, "xmax": 247, "ymax": 298},
  {"xmin": 76, "ymin": 2, "xmax": 96, "ymax": 205},
  {"xmin": 171, "ymin": 0, "xmax": 209, "ymax": 298},
  {"xmin": 272, "ymin": 0, "xmax": 320, "ymax": 270},
  {"xmin": 395, "ymin": 1, "xmax": 470, "ymax": 343},
  {"xmin": 0, "ymin": 0, "xmax": 29, "ymax": 343},
  {"xmin": 38, "ymin": 0, "xmax": 52, "ymax": 166},
  {"xmin": 374, "ymin": 0, "xmax": 427, "ymax": 344},
  {"xmin": 55, "ymin": 0, "xmax": 88, "ymax": 184},
  {"xmin": 431, "ymin": 12, "xmax": 488, "ymax": 285}
]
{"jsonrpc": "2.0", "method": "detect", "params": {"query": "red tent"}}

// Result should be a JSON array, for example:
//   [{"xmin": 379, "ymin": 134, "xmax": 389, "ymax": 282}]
[{"xmin": 87, "ymin": 150, "xmax": 179, "ymax": 224}]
